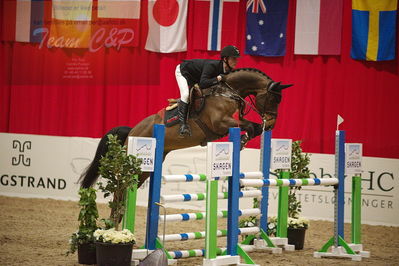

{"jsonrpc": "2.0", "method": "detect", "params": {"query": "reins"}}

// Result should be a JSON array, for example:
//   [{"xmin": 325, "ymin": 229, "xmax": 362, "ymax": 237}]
[
  {"xmin": 222, "ymin": 81, "xmax": 278, "ymax": 130},
  {"xmin": 222, "ymin": 81, "xmax": 264, "ymax": 117}
]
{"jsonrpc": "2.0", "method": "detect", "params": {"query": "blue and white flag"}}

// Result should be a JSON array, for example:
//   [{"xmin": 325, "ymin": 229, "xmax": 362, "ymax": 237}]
[{"xmin": 245, "ymin": 0, "xmax": 289, "ymax": 56}]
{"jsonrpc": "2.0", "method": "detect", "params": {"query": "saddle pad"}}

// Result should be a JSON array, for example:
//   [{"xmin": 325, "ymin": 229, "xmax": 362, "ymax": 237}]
[{"xmin": 157, "ymin": 107, "xmax": 180, "ymax": 127}]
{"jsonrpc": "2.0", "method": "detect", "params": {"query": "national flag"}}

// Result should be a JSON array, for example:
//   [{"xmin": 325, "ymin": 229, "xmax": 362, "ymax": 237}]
[
  {"xmin": 50, "ymin": 0, "xmax": 93, "ymax": 48},
  {"xmin": 294, "ymin": 0, "xmax": 343, "ymax": 55},
  {"xmin": 145, "ymin": 0, "xmax": 188, "ymax": 53},
  {"xmin": 192, "ymin": 0, "xmax": 240, "ymax": 51},
  {"xmin": 351, "ymin": 0, "xmax": 397, "ymax": 61},
  {"xmin": 94, "ymin": 0, "xmax": 141, "ymax": 48},
  {"xmin": 2, "ymin": 0, "xmax": 17, "ymax": 41},
  {"xmin": 245, "ymin": 0, "xmax": 289, "ymax": 56},
  {"xmin": 2, "ymin": 0, "xmax": 48, "ymax": 43}
]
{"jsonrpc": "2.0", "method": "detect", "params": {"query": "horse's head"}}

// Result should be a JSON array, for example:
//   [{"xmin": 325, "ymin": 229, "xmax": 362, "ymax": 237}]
[
  {"xmin": 255, "ymin": 81, "xmax": 292, "ymax": 130},
  {"xmin": 224, "ymin": 68, "xmax": 292, "ymax": 130}
]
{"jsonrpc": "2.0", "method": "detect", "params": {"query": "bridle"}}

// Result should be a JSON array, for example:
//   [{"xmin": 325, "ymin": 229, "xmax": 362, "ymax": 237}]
[{"xmin": 223, "ymin": 80, "xmax": 281, "ymax": 130}]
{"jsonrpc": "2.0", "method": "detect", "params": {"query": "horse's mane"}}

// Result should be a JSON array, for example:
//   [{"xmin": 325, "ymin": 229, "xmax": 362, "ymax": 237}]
[{"xmin": 229, "ymin": 68, "xmax": 271, "ymax": 79}]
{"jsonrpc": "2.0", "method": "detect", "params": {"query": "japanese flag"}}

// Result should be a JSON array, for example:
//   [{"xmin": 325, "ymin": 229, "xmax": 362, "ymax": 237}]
[{"xmin": 145, "ymin": 0, "xmax": 188, "ymax": 53}]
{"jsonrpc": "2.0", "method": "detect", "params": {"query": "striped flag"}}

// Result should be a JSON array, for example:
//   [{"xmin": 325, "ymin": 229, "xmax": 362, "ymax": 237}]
[
  {"xmin": 2, "ymin": 0, "xmax": 49, "ymax": 43},
  {"xmin": 49, "ymin": 0, "xmax": 93, "ymax": 48},
  {"xmin": 145, "ymin": 0, "xmax": 188, "ymax": 53},
  {"xmin": 245, "ymin": 0, "xmax": 289, "ymax": 56},
  {"xmin": 192, "ymin": 0, "xmax": 240, "ymax": 51},
  {"xmin": 294, "ymin": 0, "xmax": 343, "ymax": 55},
  {"xmin": 2, "ymin": 0, "xmax": 17, "ymax": 41},
  {"xmin": 351, "ymin": 0, "xmax": 397, "ymax": 61}
]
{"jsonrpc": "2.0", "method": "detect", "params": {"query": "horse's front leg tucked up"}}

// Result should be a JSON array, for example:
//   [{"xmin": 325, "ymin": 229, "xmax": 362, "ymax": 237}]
[{"xmin": 239, "ymin": 119, "xmax": 263, "ymax": 149}]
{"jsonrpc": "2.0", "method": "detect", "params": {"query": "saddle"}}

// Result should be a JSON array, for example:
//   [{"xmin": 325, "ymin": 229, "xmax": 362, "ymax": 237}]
[
  {"xmin": 157, "ymin": 84, "xmax": 243, "ymax": 145},
  {"xmin": 161, "ymin": 84, "xmax": 206, "ymax": 127}
]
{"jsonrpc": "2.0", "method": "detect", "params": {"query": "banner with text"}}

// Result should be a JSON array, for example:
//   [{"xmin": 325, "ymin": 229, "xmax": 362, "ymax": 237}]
[{"xmin": 0, "ymin": 133, "xmax": 397, "ymax": 226}]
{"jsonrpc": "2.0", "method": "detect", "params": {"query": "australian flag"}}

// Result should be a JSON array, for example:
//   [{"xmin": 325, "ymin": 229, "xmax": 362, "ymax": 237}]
[{"xmin": 245, "ymin": 0, "xmax": 289, "ymax": 56}]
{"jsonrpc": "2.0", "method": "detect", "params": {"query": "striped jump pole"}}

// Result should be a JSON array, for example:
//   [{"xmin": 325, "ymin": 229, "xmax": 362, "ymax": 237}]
[
  {"xmin": 204, "ymin": 128, "xmax": 255, "ymax": 265},
  {"xmin": 313, "ymin": 130, "xmax": 362, "ymax": 261},
  {"xmin": 138, "ymin": 126, "xmax": 259, "ymax": 264},
  {"xmin": 224, "ymin": 128, "xmax": 275, "ymax": 263}
]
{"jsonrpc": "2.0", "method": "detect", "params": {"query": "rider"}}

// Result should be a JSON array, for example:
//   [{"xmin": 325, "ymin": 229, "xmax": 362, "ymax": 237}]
[{"xmin": 175, "ymin": 45, "xmax": 240, "ymax": 137}]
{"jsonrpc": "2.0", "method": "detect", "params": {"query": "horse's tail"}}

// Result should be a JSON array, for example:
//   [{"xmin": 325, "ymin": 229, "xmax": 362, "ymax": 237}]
[{"xmin": 79, "ymin": 126, "xmax": 132, "ymax": 188}]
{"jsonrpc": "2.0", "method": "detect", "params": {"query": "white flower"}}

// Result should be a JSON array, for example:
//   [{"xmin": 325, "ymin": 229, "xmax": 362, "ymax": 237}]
[
  {"xmin": 288, "ymin": 217, "xmax": 309, "ymax": 229},
  {"xmin": 252, "ymin": 46, "xmax": 258, "ymax": 51},
  {"xmin": 247, "ymin": 34, "xmax": 252, "ymax": 40},
  {"xmin": 94, "ymin": 228, "xmax": 136, "ymax": 244},
  {"xmin": 268, "ymin": 223, "xmax": 275, "ymax": 229},
  {"xmin": 258, "ymin": 20, "xmax": 264, "ymax": 26}
]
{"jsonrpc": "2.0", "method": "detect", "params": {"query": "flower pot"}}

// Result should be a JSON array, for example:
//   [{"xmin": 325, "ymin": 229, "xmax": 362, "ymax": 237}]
[
  {"xmin": 78, "ymin": 243, "xmax": 96, "ymax": 265},
  {"xmin": 96, "ymin": 242, "xmax": 133, "ymax": 266},
  {"xmin": 287, "ymin": 227, "xmax": 306, "ymax": 250}
]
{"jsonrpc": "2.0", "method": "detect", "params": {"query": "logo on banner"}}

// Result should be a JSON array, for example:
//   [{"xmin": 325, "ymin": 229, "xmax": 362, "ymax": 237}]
[
  {"xmin": 128, "ymin": 137, "xmax": 156, "ymax": 172},
  {"xmin": 12, "ymin": 140, "xmax": 32, "ymax": 166},
  {"xmin": 345, "ymin": 143, "xmax": 362, "ymax": 175},
  {"xmin": 271, "ymin": 139, "xmax": 292, "ymax": 170},
  {"xmin": 207, "ymin": 142, "xmax": 233, "ymax": 178}
]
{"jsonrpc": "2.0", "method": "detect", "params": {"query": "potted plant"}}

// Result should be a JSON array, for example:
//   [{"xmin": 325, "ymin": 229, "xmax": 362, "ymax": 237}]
[
  {"xmin": 95, "ymin": 134, "xmax": 142, "ymax": 266},
  {"xmin": 67, "ymin": 187, "xmax": 99, "ymax": 265},
  {"xmin": 270, "ymin": 140, "xmax": 311, "ymax": 250}
]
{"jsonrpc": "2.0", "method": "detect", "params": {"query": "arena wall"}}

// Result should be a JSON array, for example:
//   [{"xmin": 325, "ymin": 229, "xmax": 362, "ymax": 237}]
[{"xmin": 0, "ymin": 133, "xmax": 397, "ymax": 226}]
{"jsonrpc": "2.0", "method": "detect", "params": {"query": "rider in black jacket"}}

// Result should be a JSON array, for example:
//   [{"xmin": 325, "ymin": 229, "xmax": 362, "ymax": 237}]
[{"xmin": 175, "ymin": 45, "xmax": 240, "ymax": 137}]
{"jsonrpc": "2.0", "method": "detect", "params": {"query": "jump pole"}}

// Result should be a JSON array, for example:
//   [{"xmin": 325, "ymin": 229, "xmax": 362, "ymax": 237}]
[
  {"xmin": 239, "ymin": 130, "xmax": 368, "ymax": 260},
  {"xmin": 134, "ymin": 126, "xmax": 257, "ymax": 264},
  {"xmin": 313, "ymin": 130, "xmax": 362, "ymax": 260},
  {"xmin": 130, "ymin": 124, "xmax": 174, "ymax": 262},
  {"xmin": 347, "ymin": 142, "xmax": 370, "ymax": 257},
  {"xmin": 349, "ymin": 173, "xmax": 370, "ymax": 257},
  {"xmin": 122, "ymin": 184, "xmax": 138, "ymax": 233}
]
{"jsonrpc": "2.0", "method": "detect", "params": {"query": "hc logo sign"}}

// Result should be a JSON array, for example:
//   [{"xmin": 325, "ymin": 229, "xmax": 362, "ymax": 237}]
[{"xmin": 12, "ymin": 140, "xmax": 31, "ymax": 166}]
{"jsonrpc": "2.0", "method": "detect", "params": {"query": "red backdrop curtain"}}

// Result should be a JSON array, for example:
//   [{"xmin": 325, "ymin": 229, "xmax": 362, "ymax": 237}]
[{"xmin": 1, "ymin": 0, "xmax": 398, "ymax": 158}]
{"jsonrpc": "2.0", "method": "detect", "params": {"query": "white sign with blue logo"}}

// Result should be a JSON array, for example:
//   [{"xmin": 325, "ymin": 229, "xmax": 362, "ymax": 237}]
[
  {"xmin": 271, "ymin": 139, "xmax": 292, "ymax": 170},
  {"xmin": 207, "ymin": 142, "xmax": 233, "ymax": 178},
  {"xmin": 345, "ymin": 143, "xmax": 362, "ymax": 175},
  {"xmin": 127, "ymin": 137, "xmax": 156, "ymax": 172}
]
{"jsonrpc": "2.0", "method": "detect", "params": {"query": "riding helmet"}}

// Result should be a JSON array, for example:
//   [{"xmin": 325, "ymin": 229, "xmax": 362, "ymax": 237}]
[{"xmin": 221, "ymin": 45, "xmax": 240, "ymax": 58}]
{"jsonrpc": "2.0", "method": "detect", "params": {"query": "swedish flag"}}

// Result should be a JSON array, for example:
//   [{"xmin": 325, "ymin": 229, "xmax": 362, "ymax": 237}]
[{"xmin": 351, "ymin": 0, "xmax": 397, "ymax": 61}]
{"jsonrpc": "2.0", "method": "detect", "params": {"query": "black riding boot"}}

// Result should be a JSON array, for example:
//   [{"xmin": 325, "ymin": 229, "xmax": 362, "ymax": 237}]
[{"xmin": 178, "ymin": 100, "xmax": 191, "ymax": 137}]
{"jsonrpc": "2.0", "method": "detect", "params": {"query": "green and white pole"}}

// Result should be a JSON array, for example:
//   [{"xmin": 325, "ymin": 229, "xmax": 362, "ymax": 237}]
[
  {"xmin": 276, "ymin": 170, "xmax": 290, "ymax": 238},
  {"xmin": 205, "ymin": 179, "xmax": 219, "ymax": 259}
]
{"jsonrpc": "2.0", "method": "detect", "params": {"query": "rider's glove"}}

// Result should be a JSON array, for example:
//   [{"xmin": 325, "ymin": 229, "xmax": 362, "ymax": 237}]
[{"xmin": 218, "ymin": 74, "xmax": 226, "ymax": 82}]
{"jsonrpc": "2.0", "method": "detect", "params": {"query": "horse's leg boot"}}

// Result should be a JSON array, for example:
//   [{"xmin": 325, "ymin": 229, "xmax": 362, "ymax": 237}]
[{"xmin": 178, "ymin": 100, "xmax": 191, "ymax": 137}]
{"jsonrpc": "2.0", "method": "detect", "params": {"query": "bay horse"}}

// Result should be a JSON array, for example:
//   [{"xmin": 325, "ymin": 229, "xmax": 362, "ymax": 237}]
[{"xmin": 79, "ymin": 68, "xmax": 291, "ymax": 188}]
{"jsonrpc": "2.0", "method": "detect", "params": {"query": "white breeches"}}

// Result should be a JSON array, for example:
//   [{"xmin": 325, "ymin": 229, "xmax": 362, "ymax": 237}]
[{"xmin": 175, "ymin": 64, "xmax": 189, "ymax": 103}]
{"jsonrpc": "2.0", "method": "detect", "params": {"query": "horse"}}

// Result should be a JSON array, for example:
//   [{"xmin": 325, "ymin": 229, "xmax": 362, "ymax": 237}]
[{"xmin": 79, "ymin": 68, "xmax": 292, "ymax": 189}]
